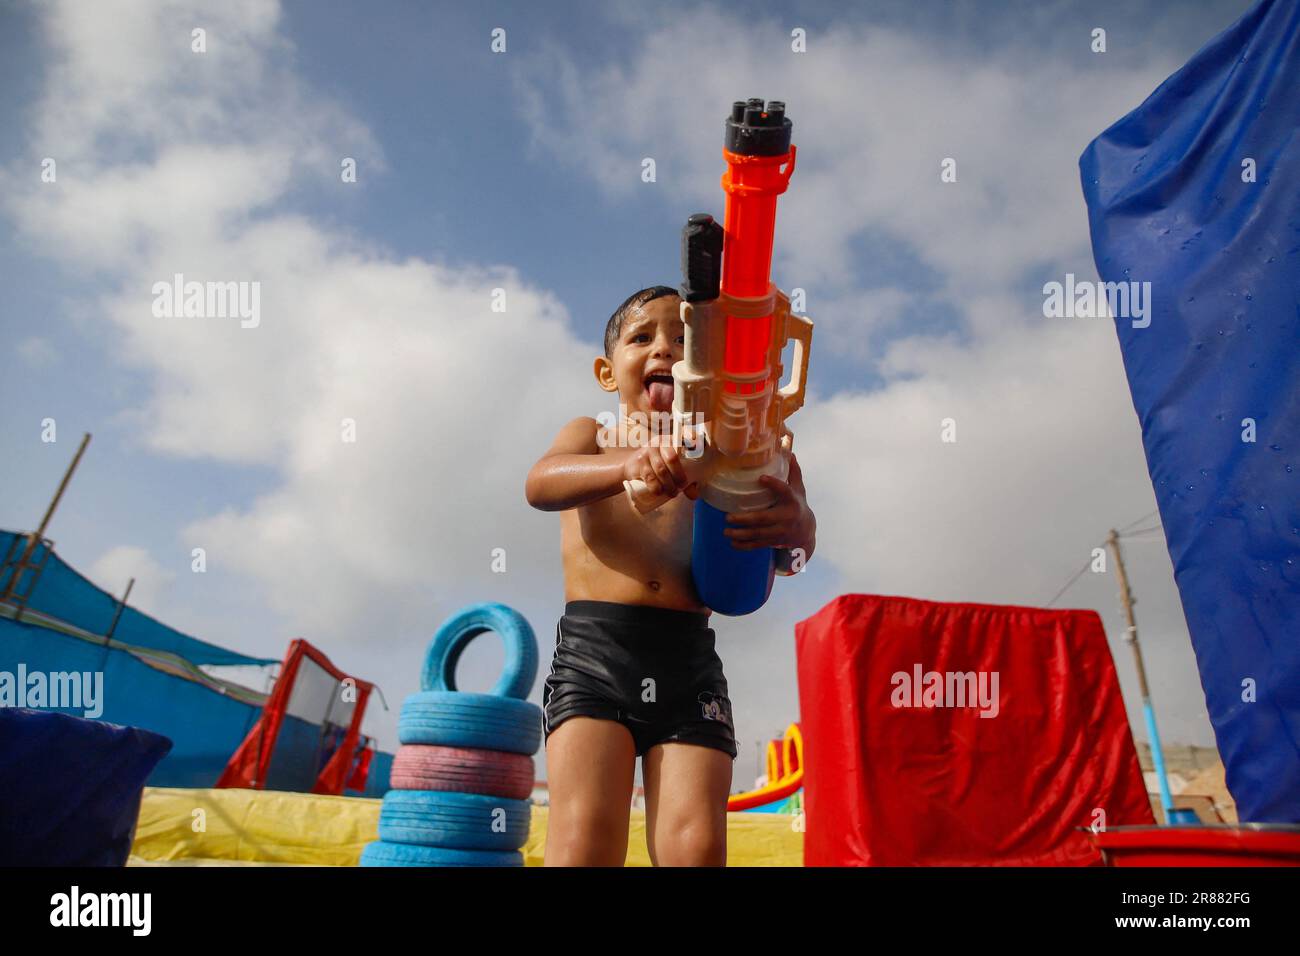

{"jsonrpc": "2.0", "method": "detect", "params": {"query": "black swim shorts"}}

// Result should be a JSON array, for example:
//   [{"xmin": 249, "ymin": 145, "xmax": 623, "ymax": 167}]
[{"xmin": 542, "ymin": 600, "xmax": 738, "ymax": 760}]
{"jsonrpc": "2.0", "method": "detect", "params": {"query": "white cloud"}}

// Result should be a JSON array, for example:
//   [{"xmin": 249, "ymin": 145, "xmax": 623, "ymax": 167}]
[
  {"xmin": 3, "ymin": 0, "xmax": 1216, "ymax": 753},
  {"xmin": 512, "ymin": 6, "xmax": 1213, "ymax": 745},
  {"xmin": 17, "ymin": 337, "xmax": 58, "ymax": 368},
  {"xmin": 514, "ymin": 8, "xmax": 1180, "ymax": 300},
  {"xmin": 3, "ymin": 1, "xmax": 596, "ymax": 731},
  {"xmin": 88, "ymin": 544, "xmax": 174, "ymax": 616}
]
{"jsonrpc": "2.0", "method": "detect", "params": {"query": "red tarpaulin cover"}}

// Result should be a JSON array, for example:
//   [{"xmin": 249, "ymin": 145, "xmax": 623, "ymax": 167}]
[{"xmin": 795, "ymin": 594, "xmax": 1155, "ymax": 866}]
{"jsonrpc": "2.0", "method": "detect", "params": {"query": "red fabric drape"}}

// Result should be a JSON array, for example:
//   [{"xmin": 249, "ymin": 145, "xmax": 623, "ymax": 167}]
[{"xmin": 796, "ymin": 594, "xmax": 1155, "ymax": 866}]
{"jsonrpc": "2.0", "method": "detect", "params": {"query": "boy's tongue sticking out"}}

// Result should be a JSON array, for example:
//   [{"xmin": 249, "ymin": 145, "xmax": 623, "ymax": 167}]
[{"xmin": 646, "ymin": 373, "xmax": 674, "ymax": 411}]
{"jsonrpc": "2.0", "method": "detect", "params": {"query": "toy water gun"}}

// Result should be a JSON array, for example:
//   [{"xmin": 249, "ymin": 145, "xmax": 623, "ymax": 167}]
[{"xmin": 624, "ymin": 97, "xmax": 812, "ymax": 616}]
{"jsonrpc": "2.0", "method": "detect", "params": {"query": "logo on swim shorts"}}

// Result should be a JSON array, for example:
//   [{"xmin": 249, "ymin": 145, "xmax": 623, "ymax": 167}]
[{"xmin": 698, "ymin": 692, "xmax": 730, "ymax": 724}]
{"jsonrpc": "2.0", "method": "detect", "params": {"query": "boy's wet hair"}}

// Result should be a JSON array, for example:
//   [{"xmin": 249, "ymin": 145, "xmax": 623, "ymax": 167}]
[{"xmin": 604, "ymin": 285, "xmax": 681, "ymax": 359}]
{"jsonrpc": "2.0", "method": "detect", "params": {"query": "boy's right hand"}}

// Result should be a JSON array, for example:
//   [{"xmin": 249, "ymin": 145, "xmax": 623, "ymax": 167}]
[{"xmin": 624, "ymin": 434, "xmax": 699, "ymax": 501}]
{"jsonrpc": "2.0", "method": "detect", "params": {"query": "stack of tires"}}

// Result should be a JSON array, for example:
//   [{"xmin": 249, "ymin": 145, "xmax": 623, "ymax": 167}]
[{"xmin": 361, "ymin": 603, "xmax": 541, "ymax": 867}]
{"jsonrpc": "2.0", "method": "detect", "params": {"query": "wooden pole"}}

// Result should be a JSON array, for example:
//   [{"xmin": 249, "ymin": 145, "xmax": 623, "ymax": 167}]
[
  {"xmin": 1106, "ymin": 528, "xmax": 1150, "ymax": 697},
  {"xmin": 1107, "ymin": 527, "xmax": 1184, "ymax": 822},
  {"xmin": 1, "ymin": 432, "xmax": 91, "ymax": 603},
  {"xmin": 105, "ymin": 577, "xmax": 135, "ymax": 643}
]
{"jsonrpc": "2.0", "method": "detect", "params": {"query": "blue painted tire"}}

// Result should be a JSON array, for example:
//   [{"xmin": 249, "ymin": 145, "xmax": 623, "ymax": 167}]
[
  {"xmin": 422, "ymin": 602, "xmax": 537, "ymax": 700},
  {"xmin": 377, "ymin": 790, "xmax": 531, "ymax": 851},
  {"xmin": 360, "ymin": 840, "xmax": 523, "ymax": 867},
  {"xmin": 398, "ymin": 691, "xmax": 542, "ymax": 755}
]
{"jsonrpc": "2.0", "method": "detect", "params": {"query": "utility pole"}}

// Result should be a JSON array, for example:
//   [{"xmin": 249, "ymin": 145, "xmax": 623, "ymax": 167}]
[{"xmin": 1106, "ymin": 528, "xmax": 1195, "ymax": 824}]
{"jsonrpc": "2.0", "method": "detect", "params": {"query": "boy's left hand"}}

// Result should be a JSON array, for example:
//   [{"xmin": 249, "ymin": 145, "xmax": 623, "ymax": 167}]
[{"xmin": 722, "ymin": 452, "xmax": 815, "ymax": 555}]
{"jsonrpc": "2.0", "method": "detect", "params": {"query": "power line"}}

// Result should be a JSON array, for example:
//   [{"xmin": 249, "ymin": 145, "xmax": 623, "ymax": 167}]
[
  {"xmin": 1045, "ymin": 556, "xmax": 1094, "ymax": 607},
  {"xmin": 1117, "ymin": 509, "xmax": 1159, "ymax": 534},
  {"xmin": 1044, "ymin": 510, "xmax": 1162, "ymax": 606}
]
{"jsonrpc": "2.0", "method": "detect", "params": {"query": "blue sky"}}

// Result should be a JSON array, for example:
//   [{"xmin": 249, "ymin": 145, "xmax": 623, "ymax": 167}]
[{"xmin": 0, "ymin": 0, "xmax": 1257, "ymax": 775}]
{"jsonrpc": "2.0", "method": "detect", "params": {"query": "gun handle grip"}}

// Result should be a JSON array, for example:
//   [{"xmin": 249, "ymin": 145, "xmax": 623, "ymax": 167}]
[
  {"xmin": 624, "ymin": 478, "xmax": 672, "ymax": 514},
  {"xmin": 778, "ymin": 312, "xmax": 813, "ymax": 421}
]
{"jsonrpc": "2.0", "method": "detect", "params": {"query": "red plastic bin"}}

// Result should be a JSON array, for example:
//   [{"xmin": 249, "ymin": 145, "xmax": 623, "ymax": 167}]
[{"xmin": 1087, "ymin": 825, "xmax": 1300, "ymax": 866}]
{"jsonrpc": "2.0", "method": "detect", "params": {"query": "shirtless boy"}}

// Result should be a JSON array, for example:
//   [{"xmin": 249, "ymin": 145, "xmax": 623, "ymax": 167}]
[{"xmin": 524, "ymin": 285, "xmax": 816, "ymax": 866}]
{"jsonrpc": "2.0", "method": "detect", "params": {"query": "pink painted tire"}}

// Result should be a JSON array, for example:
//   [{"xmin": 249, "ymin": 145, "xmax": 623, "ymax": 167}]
[{"xmin": 391, "ymin": 745, "xmax": 534, "ymax": 800}]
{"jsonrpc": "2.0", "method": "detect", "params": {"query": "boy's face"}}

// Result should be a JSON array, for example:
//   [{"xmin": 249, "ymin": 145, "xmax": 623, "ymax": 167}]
[{"xmin": 595, "ymin": 295, "xmax": 684, "ymax": 418}]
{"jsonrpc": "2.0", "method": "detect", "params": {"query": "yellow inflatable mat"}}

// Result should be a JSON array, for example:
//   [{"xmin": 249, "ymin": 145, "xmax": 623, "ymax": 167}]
[{"xmin": 130, "ymin": 787, "xmax": 802, "ymax": 867}]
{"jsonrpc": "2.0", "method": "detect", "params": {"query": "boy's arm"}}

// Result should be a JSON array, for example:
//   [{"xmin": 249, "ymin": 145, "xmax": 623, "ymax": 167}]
[{"xmin": 525, "ymin": 417, "xmax": 634, "ymax": 512}]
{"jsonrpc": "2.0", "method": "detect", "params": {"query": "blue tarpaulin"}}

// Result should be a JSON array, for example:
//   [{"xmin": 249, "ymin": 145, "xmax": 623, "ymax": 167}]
[
  {"xmin": 0, "ymin": 615, "xmax": 263, "ymax": 787},
  {"xmin": 0, "ymin": 614, "xmax": 395, "ymax": 795},
  {"xmin": 0, "ymin": 530, "xmax": 275, "ymax": 667},
  {"xmin": 1, "ymin": 528, "xmax": 394, "ymax": 795},
  {"xmin": 0, "ymin": 708, "xmax": 172, "ymax": 865},
  {"xmin": 1080, "ymin": 0, "xmax": 1300, "ymax": 822}
]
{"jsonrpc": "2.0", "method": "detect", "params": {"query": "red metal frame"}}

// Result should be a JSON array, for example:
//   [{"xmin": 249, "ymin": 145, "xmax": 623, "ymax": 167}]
[{"xmin": 216, "ymin": 638, "xmax": 377, "ymax": 795}]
